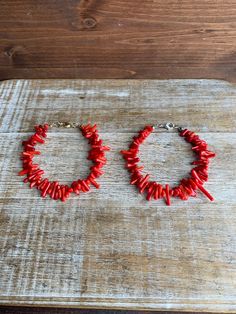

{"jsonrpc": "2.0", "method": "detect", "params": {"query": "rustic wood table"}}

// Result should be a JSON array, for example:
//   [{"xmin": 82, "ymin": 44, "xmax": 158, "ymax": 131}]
[{"xmin": 0, "ymin": 79, "xmax": 235, "ymax": 312}]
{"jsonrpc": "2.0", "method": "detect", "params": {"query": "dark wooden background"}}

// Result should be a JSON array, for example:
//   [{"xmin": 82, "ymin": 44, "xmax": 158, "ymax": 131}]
[{"xmin": 1, "ymin": 0, "xmax": 236, "ymax": 81}]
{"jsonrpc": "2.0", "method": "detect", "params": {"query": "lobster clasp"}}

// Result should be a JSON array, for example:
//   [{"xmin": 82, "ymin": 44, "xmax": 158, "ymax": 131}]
[
  {"xmin": 158, "ymin": 122, "xmax": 175, "ymax": 130},
  {"xmin": 164, "ymin": 122, "xmax": 175, "ymax": 130},
  {"xmin": 49, "ymin": 121, "xmax": 79, "ymax": 128},
  {"xmin": 156, "ymin": 122, "xmax": 183, "ymax": 131}
]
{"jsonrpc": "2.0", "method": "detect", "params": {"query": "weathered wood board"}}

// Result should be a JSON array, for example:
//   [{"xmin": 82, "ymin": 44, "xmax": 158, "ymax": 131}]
[{"xmin": 0, "ymin": 79, "xmax": 236, "ymax": 312}]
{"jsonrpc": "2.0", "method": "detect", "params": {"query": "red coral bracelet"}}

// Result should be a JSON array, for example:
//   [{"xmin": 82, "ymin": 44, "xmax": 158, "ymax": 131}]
[
  {"xmin": 121, "ymin": 123, "xmax": 216, "ymax": 206},
  {"xmin": 19, "ymin": 121, "xmax": 110, "ymax": 202}
]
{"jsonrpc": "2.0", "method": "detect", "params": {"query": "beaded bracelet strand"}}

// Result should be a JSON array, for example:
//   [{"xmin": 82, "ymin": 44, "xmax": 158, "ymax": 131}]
[
  {"xmin": 19, "ymin": 121, "xmax": 110, "ymax": 202},
  {"xmin": 121, "ymin": 123, "xmax": 216, "ymax": 206}
]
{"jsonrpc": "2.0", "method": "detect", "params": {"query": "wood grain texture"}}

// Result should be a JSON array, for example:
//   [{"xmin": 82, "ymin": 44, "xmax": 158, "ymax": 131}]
[
  {"xmin": 0, "ymin": 308, "xmax": 228, "ymax": 314},
  {"xmin": 1, "ymin": 1, "xmax": 236, "ymax": 81},
  {"xmin": 0, "ymin": 79, "xmax": 236, "ymax": 312}
]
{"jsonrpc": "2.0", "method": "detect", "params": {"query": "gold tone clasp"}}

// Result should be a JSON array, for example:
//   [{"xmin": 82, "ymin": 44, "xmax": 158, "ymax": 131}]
[{"xmin": 49, "ymin": 121, "xmax": 80, "ymax": 128}]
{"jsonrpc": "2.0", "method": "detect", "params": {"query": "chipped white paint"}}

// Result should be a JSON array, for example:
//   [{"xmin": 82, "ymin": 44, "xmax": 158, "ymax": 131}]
[
  {"xmin": 85, "ymin": 89, "xmax": 130, "ymax": 97},
  {"xmin": 40, "ymin": 87, "xmax": 130, "ymax": 98},
  {"xmin": 0, "ymin": 79, "xmax": 236, "ymax": 312},
  {"xmin": 40, "ymin": 88, "xmax": 82, "ymax": 96}
]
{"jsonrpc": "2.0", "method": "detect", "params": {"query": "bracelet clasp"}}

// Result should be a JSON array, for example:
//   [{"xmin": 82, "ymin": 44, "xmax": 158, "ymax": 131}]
[
  {"xmin": 154, "ymin": 123, "xmax": 183, "ymax": 131},
  {"xmin": 49, "ymin": 121, "xmax": 80, "ymax": 128}
]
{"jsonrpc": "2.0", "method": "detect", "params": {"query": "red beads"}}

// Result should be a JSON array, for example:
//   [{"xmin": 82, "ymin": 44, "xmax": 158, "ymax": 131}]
[
  {"xmin": 19, "ymin": 123, "xmax": 110, "ymax": 202},
  {"xmin": 121, "ymin": 126, "xmax": 216, "ymax": 205}
]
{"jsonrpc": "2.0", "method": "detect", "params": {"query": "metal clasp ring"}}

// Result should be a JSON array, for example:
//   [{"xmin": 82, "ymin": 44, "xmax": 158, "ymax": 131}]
[
  {"xmin": 48, "ymin": 121, "xmax": 80, "ymax": 128},
  {"xmin": 154, "ymin": 123, "xmax": 183, "ymax": 131}
]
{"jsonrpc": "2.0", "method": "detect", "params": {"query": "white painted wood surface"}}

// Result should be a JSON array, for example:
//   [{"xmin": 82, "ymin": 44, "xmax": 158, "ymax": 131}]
[{"xmin": 0, "ymin": 79, "xmax": 236, "ymax": 312}]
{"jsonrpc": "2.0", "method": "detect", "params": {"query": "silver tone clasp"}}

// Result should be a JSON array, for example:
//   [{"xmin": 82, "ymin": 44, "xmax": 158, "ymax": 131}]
[
  {"xmin": 154, "ymin": 123, "xmax": 183, "ymax": 131},
  {"xmin": 49, "ymin": 121, "xmax": 80, "ymax": 128}
]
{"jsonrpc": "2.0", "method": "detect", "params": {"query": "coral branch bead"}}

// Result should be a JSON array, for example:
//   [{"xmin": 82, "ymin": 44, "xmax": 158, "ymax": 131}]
[
  {"xmin": 121, "ymin": 125, "xmax": 216, "ymax": 205},
  {"xmin": 19, "ymin": 123, "xmax": 109, "ymax": 201},
  {"xmin": 165, "ymin": 184, "xmax": 171, "ymax": 206}
]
